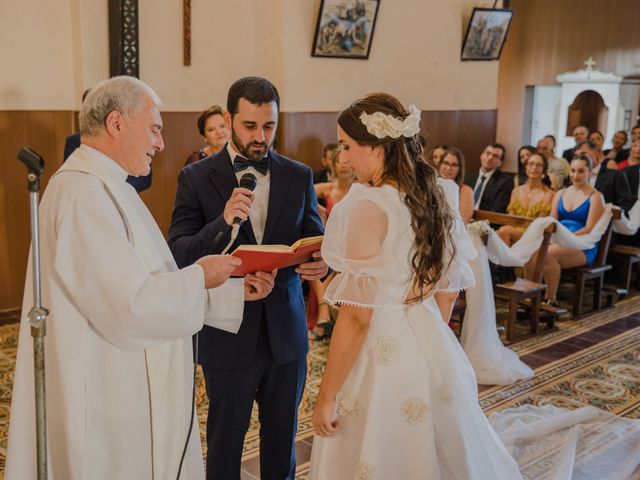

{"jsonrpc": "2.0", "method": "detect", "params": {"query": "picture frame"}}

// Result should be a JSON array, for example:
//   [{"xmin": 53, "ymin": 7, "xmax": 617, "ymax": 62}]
[
  {"xmin": 311, "ymin": 0, "xmax": 380, "ymax": 60},
  {"xmin": 461, "ymin": 8, "xmax": 513, "ymax": 61}
]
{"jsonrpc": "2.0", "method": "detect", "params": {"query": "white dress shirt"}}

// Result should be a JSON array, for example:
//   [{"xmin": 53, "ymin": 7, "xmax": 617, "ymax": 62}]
[
  {"xmin": 589, "ymin": 164, "xmax": 601, "ymax": 188},
  {"xmin": 227, "ymin": 143, "xmax": 271, "ymax": 244},
  {"xmin": 473, "ymin": 168, "xmax": 496, "ymax": 208}
]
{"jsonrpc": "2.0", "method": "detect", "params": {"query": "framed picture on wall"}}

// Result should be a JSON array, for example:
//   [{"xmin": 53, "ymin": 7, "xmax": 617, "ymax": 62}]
[
  {"xmin": 461, "ymin": 8, "xmax": 513, "ymax": 61},
  {"xmin": 311, "ymin": 0, "xmax": 380, "ymax": 59}
]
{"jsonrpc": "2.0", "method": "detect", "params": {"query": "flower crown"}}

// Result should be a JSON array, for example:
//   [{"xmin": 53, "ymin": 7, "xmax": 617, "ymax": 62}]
[{"xmin": 359, "ymin": 104, "xmax": 421, "ymax": 140}]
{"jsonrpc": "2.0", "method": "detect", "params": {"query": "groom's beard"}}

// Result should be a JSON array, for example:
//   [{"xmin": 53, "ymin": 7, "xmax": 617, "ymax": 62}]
[{"xmin": 231, "ymin": 131, "xmax": 271, "ymax": 161}]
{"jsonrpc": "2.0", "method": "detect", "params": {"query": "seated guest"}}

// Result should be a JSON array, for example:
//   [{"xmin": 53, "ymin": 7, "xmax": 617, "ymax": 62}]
[
  {"xmin": 184, "ymin": 105, "xmax": 230, "ymax": 166},
  {"xmin": 429, "ymin": 144, "xmax": 448, "ymax": 169},
  {"xmin": 309, "ymin": 148, "xmax": 355, "ymax": 339},
  {"xmin": 515, "ymin": 145, "xmax": 536, "ymax": 186},
  {"xmin": 632, "ymin": 125, "xmax": 640, "ymax": 143},
  {"xmin": 313, "ymin": 143, "xmax": 338, "ymax": 184},
  {"xmin": 314, "ymin": 148, "xmax": 355, "ymax": 214},
  {"xmin": 604, "ymin": 130, "xmax": 629, "ymax": 166},
  {"xmin": 562, "ymin": 125, "xmax": 589, "ymax": 161},
  {"xmin": 537, "ymin": 136, "xmax": 569, "ymax": 190},
  {"xmin": 588, "ymin": 130, "xmax": 610, "ymax": 169},
  {"xmin": 525, "ymin": 154, "xmax": 605, "ymax": 306},
  {"xmin": 464, "ymin": 143, "xmax": 514, "ymax": 213},
  {"xmin": 438, "ymin": 147, "xmax": 474, "ymax": 224},
  {"xmin": 617, "ymin": 142, "xmax": 640, "ymax": 246},
  {"xmin": 574, "ymin": 139, "xmax": 634, "ymax": 212},
  {"xmin": 616, "ymin": 136, "xmax": 639, "ymax": 170},
  {"xmin": 497, "ymin": 153, "xmax": 554, "ymax": 246}
]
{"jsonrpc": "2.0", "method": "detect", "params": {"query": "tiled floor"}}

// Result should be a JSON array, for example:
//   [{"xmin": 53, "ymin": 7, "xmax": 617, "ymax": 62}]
[{"xmin": 1, "ymin": 302, "xmax": 639, "ymax": 479}]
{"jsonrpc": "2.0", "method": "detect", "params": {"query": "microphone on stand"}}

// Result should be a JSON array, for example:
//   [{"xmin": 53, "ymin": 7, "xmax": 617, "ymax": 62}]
[{"xmin": 222, "ymin": 172, "xmax": 258, "ymax": 254}]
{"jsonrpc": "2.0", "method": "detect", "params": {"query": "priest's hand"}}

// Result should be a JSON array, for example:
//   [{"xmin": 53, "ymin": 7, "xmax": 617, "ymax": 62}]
[
  {"xmin": 196, "ymin": 255, "xmax": 242, "ymax": 288},
  {"xmin": 296, "ymin": 251, "xmax": 329, "ymax": 281},
  {"xmin": 244, "ymin": 269, "xmax": 276, "ymax": 301}
]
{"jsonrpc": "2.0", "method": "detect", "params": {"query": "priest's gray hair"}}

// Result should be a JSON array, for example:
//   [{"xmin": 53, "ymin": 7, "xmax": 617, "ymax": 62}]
[{"xmin": 79, "ymin": 76, "xmax": 162, "ymax": 136}]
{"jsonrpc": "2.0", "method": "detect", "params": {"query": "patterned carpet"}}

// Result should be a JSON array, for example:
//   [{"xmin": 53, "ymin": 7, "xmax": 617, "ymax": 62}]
[{"xmin": 0, "ymin": 294, "xmax": 639, "ymax": 478}]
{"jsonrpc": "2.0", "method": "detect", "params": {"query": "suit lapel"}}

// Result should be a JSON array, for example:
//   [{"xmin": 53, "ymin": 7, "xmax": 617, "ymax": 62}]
[
  {"xmin": 209, "ymin": 149, "xmax": 257, "ymax": 244},
  {"xmin": 262, "ymin": 153, "xmax": 292, "ymax": 244}
]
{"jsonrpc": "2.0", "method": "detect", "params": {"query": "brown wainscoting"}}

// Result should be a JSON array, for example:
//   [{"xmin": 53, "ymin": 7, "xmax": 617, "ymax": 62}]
[
  {"xmin": 0, "ymin": 110, "xmax": 74, "ymax": 310},
  {"xmin": 279, "ymin": 110, "xmax": 497, "ymax": 176},
  {"xmin": 0, "ymin": 109, "xmax": 495, "ymax": 310},
  {"xmin": 278, "ymin": 111, "xmax": 339, "ymax": 171}
]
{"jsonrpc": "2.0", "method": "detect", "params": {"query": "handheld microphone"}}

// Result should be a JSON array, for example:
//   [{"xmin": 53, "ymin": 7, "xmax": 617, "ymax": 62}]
[
  {"xmin": 222, "ymin": 172, "xmax": 258, "ymax": 254},
  {"xmin": 232, "ymin": 172, "xmax": 258, "ymax": 229}
]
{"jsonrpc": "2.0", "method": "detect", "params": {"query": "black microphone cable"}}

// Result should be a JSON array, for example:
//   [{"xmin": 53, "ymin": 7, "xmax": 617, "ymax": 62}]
[{"xmin": 176, "ymin": 331, "xmax": 199, "ymax": 480}]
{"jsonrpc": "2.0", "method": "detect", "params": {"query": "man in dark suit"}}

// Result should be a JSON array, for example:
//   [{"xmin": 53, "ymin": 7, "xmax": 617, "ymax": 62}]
[
  {"xmin": 617, "ymin": 143, "xmax": 640, "ymax": 246},
  {"xmin": 464, "ymin": 143, "xmax": 514, "ymax": 213},
  {"xmin": 168, "ymin": 77, "xmax": 327, "ymax": 479},
  {"xmin": 574, "ymin": 140, "xmax": 633, "ymax": 212},
  {"xmin": 562, "ymin": 125, "xmax": 589, "ymax": 161}
]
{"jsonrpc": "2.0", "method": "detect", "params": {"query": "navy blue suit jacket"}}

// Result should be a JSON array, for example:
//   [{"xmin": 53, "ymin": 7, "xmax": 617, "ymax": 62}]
[
  {"xmin": 168, "ymin": 148, "xmax": 324, "ymax": 369},
  {"xmin": 63, "ymin": 132, "xmax": 153, "ymax": 193}
]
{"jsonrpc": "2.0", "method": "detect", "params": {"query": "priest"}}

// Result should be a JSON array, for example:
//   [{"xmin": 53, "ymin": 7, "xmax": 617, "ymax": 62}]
[{"xmin": 5, "ymin": 76, "xmax": 275, "ymax": 480}]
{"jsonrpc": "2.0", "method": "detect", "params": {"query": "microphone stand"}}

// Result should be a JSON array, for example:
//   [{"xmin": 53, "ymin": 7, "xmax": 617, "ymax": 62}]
[{"xmin": 18, "ymin": 147, "xmax": 48, "ymax": 480}]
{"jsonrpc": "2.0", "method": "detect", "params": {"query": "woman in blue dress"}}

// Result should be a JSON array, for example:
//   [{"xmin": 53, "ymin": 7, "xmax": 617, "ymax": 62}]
[{"xmin": 530, "ymin": 153, "xmax": 605, "ymax": 306}]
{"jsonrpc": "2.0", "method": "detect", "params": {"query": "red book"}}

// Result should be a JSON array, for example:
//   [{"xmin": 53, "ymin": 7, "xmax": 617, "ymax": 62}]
[{"xmin": 230, "ymin": 235, "xmax": 323, "ymax": 277}]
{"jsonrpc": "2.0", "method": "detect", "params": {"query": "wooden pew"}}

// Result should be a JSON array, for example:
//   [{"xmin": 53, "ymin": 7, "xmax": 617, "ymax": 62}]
[
  {"xmin": 608, "ymin": 244, "xmax": 640, "ymax": 293},
  {"xmin": 562, "ymin": 207, "xmax": 622, "ymax": 318},
  {"xmin": 472, "ymin": 210, "xmax": 560, "ymax": 341}
]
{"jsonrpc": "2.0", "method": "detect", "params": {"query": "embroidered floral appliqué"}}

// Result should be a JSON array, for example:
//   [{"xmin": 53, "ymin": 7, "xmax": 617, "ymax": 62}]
[
  {"xmin": 373, "ymin": 335, "xmax": 401, "ymax": 366},
  {"xmin": 353, "ymin": 461, "xmax": 375, "ymax": 480},
  {"xmin": 400, "ymin": 397, "xmax": 429, "ymax": 426},
  {"xmin": 336, "ymin": 389, "xmax": 361, "ymax": 418}
]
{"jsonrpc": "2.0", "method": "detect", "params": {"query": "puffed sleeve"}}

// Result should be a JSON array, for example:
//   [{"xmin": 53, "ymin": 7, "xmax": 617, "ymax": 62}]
[
  {"xmin": 434, "ymin": 178, "xmax": 476, "ymax": 293},
  {"xmin": 321, "ymin": 187, "xmax": 390, "ymax": 308}
]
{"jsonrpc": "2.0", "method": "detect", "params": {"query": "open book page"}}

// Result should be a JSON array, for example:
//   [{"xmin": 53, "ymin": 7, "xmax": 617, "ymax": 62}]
[{"xmin": 230, "ymin": 236, "xmax": 323, "ymax": 276}]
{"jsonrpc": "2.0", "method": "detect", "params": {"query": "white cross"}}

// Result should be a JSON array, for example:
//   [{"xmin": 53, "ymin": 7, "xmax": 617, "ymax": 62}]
[{"xmin": 584, "ymin": 56, "xmax": 596, "ymax": 71}]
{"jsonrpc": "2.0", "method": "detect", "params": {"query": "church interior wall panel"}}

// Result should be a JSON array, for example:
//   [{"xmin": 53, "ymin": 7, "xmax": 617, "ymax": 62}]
[
  {"xmin": 497, "ymin": 0, "xmax": 640, "ymax": 173},
  {"xmin": 0, "ymin": 111, "xmax": 73, "ymax": 310},
  {"xmin": 0, "ymin": 108, "xmax": 495, "ymax": 310}
]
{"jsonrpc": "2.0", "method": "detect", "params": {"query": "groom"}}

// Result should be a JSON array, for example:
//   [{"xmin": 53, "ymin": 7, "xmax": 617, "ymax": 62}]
[{"xmin": 168, "ymin": 76, "xmax": 327, "ymax": 479}]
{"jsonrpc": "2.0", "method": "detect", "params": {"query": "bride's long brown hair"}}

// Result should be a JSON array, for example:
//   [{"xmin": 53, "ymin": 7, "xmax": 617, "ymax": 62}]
[{"xmin": 337, "ymin": 93, "xmax": 455, "ymax": 299}]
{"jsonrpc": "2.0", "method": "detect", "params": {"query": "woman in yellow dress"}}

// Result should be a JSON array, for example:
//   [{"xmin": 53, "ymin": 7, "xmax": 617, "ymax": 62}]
[{"xmin": 497, "ymin": 153, "xmax": 554, "ymax": 245}]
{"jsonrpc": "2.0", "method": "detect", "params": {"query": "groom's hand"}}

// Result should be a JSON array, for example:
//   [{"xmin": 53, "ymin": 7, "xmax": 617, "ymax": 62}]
[
  {"xmin": 244, "ymin": 269, "xmax": 276, "ymax": 301},
  {"xmin": 296, "ymin": 251, "xmax": 328, "ymax": 281}
]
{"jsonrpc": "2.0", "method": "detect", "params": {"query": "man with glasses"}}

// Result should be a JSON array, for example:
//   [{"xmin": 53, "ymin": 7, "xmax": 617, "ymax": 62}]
[{"xmin": 464, "ymin": 143, "xmax": 514, "ymax": 213}]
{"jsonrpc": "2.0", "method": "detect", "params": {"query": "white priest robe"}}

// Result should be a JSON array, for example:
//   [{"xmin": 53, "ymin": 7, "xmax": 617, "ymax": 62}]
[{"xmin": 6, "ymin": 145, "xmax": 244, "ymax": 480}]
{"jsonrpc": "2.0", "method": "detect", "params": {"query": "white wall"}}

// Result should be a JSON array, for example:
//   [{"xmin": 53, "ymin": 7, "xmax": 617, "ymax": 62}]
[{"xmin": 0, "ymin": 0, "xmax": 501, "ymax": 111}]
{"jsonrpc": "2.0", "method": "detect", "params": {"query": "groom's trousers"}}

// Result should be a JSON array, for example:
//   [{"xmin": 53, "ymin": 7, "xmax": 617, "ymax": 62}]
[{"xmin": 202, "ymin": 319, "xmax": 307, "ymax": 480}]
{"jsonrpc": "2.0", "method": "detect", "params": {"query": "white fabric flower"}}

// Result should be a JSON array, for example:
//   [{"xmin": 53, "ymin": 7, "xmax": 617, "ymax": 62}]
[{"xmin": 360, "ymin": 104, "xmax": 421, "ymax": 139}]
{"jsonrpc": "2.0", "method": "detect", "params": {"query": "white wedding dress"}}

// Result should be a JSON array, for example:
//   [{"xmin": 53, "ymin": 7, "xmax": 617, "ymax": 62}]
[
  {"xmin": 309, "ymin": 181, "xmax": 640, "ymax": 479},
  {"xmin": 309, "ymin": 182, "xmax": 523, "ymax": 479}
]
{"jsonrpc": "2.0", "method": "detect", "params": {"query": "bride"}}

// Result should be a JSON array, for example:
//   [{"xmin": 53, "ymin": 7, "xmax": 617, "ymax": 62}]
[{"xmin": 309, "ymin": 92, "xmax": 522, "ymax": 479}]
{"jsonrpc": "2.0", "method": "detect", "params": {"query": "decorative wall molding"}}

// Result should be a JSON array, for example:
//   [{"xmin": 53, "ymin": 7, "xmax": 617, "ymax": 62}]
[{"xmin": 109, "ymin": 0, "xmax": 139, "ymax": 77}]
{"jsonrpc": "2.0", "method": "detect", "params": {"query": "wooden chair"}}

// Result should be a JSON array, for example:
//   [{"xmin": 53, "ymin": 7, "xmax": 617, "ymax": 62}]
[
  {"xmin": 608, "ymin": 243, "xmax": 640, "ymax": 293},
  {"xmin": 562, "ymin": 207, "xmax": 621, "ymax": 319},
  {"xmin": 472, "ymin": 210, "xmax": 559, "ymax": 342}
]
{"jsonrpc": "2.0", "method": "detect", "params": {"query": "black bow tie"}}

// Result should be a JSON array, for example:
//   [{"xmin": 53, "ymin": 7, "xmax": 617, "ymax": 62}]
[{"xmin": 233, "ymin": 155, "xmax": 270, "ymax": 175}]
